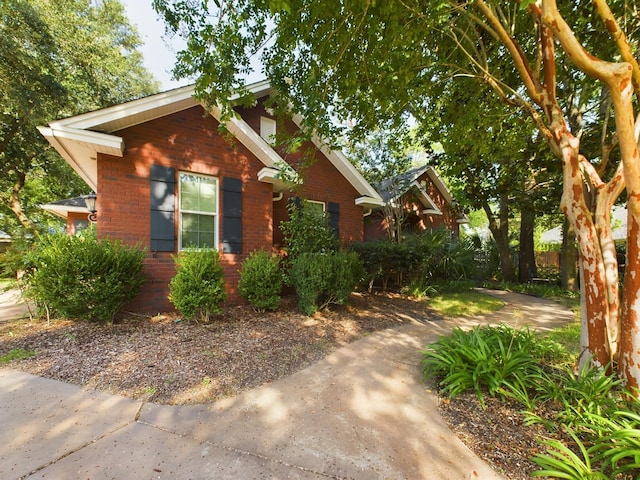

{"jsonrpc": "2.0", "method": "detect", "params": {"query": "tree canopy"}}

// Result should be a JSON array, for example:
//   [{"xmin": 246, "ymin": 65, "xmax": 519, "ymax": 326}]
[{"xmin": 1, "ymin": 0, "xmax": 159, "ymax": 234}]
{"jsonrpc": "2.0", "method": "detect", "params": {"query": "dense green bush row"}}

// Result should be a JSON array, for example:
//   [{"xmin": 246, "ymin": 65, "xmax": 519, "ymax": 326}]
[
  {"xmin": 422, "ymin": 324, "xmax": 640, "ymax": 479},
  {"xmin": 289, "ymin": 251, "xmax": 362, "ymax": 315},
  {"xmin": 351, "ymin": 230, "xmax": 478, "ymax": 291}
]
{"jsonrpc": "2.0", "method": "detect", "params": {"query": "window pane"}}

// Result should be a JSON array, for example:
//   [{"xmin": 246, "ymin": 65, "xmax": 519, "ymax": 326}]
[
  {"xmin": 181, "ymin": 213, "xmax": 216, "ymax": 249},
  {"xmin": 179, "ymin": 173, "xmax": 217, "ymax": 250}
]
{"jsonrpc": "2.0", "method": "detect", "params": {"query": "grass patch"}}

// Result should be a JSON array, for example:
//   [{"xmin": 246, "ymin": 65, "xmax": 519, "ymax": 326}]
[
  {"xmin": 428, "ymin": 291, "xmax": 504, "ymax": 317},
  {"xmin": 541, "ymin": 320, "xmax": 581, "ymax": 357},
  {"xmin": 0, "ymin": 348, "xmax": 36, "ymax": 364}
]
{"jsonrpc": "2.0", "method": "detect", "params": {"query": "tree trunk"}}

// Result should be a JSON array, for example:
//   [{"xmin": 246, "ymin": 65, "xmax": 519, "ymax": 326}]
[
  {"xmin": 560, "ymin": 218, "xmax": 578, "ymax": 291},
  {"xmin": 518, "ymin": 207, "xmax": 536, "ymax": 283},
  {"xmin": 9, "ymin": 172, "xmax": 35, "ymax": 230},
  {"xmin": 483, "ymin": 195, "xmax": 516, "ymax": 282}
]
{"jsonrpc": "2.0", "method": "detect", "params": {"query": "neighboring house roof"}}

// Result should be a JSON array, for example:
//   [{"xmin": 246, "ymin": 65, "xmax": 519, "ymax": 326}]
[
  {"xmin": 0, "ymin": 230, "xmax": 10, "ymax": 242},
  {"xmin": 380, "ymin": 165, "xmax": 469, "ymax": 223},
  {"xmin": 38, "ymin": 80, "xmax": 383, "ymax": 209},
  {"xmin": 541, "ymin": 205, "xmax": 628, "ymax": 244},
  {"xmin": 41, "ymin": 197, "xmax": 91, "ymax": 219}
]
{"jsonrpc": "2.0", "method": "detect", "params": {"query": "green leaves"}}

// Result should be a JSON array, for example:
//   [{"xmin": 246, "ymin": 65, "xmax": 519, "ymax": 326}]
[
  {"xmin": 23, "ymin": 229, "xmax": 146, "ymax": 322},
  {"xmin": 238, "ymin": 249, "xmax": 283, "ymax": 312},
  {"xmin": 1, "ymin": 0, "xmax": 159, "ymax": 234},
  {"xmin": 169, "ymin": 249, "xmax": 227, "ymax": 322}
]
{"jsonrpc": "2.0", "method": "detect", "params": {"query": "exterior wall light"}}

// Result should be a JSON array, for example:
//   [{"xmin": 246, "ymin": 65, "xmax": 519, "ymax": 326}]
[{"xmin": 82, "ymin": 192, "xmax": 97, "ymax": 223}]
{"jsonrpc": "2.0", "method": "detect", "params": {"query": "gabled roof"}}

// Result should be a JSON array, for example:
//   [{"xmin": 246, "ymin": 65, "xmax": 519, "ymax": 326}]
[
  {"xmin": 41, "ymin": 196, "xmax": 91, "ymax": 219},
  {"xmin": 380, "ymin": 164, "xmax": 469, "ymax": 223},
  {"xmin": 38, "ymin": 80, "xmax": 383, "ymax": 208}
]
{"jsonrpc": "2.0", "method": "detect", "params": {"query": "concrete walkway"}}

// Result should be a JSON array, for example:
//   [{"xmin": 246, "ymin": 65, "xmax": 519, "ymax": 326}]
[
  {"xmin": 0, "ymin": 288, "xmax": 31, "ymax": 323},
  {"xmin": 0, "ymin": 290, "xmax": 574, "ymax": 480}
]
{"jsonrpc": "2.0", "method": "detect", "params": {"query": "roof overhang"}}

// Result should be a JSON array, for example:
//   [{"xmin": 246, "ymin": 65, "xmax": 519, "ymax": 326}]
[
  {"xmin": 412, "ymin": 181, "xmax": 442, "ymax": 215},
  {"xmin": 37, "ymin": 126, "xmax": 124, "ymax": 191},
  {"xmin": 41, "ymin": 203, "xmax": 90, "ymax": 219},
  {"xmin": 355, "ymin": 196, "xmax": 385, "ymax": 209},
  {"xmin": 39, "ymin": 81, "xmax": 281, "ymax": 191},
  {"xmin": 257, "ymin": 167, "xmax": 299, "ymax": 193}
]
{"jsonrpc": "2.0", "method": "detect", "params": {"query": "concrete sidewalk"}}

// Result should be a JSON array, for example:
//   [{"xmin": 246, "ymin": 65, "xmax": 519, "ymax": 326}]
[
  {"xmin": 0, "ymin": 291, "xmax": 574, "ymax": 480},
  {"xmin": 0, "ymin": 288, "xmax": 30, "ymax": 323}
]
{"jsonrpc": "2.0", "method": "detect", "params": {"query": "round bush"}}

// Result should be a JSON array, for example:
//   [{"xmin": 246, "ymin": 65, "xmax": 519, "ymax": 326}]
[
  {"xmin": 238, "ymin": 249, "xmax": 283, "ymax": 312},
  {"xmin": 168, "ymin": 249, "xmax": 227, "ymax": 322}
]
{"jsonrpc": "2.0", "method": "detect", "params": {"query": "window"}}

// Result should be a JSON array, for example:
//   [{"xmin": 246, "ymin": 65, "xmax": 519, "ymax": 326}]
[
  {"xmin": 260, "ymin": 116, "xmax": 276, "ymax": 145},
  {"xmin": 306, "ymin": 200, "xmax": 325, "ymax": 214},
  {"xmin": 179, "ymin": 172, "xmax": 218, "ymax": 249}
]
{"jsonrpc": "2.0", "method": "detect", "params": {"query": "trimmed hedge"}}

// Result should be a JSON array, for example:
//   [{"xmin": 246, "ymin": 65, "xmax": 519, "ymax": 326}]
[
  {"xmin": 289, "ymin": 251, "xmax": 363, "ymax": 315},
  {"xmin": 238, "ymin": 249, "xmax": 283, "ymax": 312},
  {"xmin": 169, "ymin": 249, "xmax": 226, "ymax": 322}
]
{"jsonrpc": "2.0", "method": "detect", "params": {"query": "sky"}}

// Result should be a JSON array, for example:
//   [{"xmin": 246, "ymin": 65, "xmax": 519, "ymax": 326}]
[
  {"xmin": 121, "ymin": 1, "xmax": 266, "ymax": 91},
  {"xmin": 121, "ymin": 1, "xmax": 189, "ymax": 90}
]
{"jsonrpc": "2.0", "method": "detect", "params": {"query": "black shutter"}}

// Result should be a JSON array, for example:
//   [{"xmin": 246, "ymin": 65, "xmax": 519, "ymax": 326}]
[
  {"xmin": 150, "ymin": 165, "xmax": 176, "ymax": 251},
  {"xmin": 222, "ymin": 177, "xmax": 242, "ymax": 253},
  {"xmin": 328, "ymin": 202, "xmax": 340, "ymax": 238}
]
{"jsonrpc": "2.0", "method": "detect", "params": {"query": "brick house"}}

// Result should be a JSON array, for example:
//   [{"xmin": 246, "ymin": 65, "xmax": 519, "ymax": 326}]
[
  {"xmin": 364, "ymin": 165, "xmax": 468, "ymax": 241},
  {"xmin": 38, "ymin": 81, "xmax": 383, "ymax": 312}
]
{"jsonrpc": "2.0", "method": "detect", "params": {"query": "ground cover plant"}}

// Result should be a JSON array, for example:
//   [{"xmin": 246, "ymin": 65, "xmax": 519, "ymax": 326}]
[{"xmin": 423, "ymin": 322, "xmax": 640, "ymax": 479}]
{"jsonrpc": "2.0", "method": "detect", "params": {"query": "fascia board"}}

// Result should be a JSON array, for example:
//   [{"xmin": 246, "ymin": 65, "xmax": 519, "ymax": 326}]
[
  {"xmin": 41, "ymin": 203, "xmax": 89, "ymax": 218},
  {"xmin": 355, "ymin": 196, "xmax": 385, "ymax": 208},
  {"xmin": 50, "ymin": 85, "xmax": 198, "ymax": 132},
  {"xmin": 48, "ymin": 125, "xmax": 124, "ymax": 155},
  {"xmin": 412, "ymin": 181, "xmax": 442, "ymax": 215},
  {"xmin": 37, "ymin": 126, "xmax": 97, "ymax": 191}
]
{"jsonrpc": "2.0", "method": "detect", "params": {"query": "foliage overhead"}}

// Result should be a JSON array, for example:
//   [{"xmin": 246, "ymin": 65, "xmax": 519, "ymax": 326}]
[{"xmin": 1, "ymin": 0, "xmax": 159, "ymax": 234}]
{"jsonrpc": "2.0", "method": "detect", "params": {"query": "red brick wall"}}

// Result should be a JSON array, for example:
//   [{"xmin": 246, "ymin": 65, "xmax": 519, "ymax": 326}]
[
  {"xmin": 96, "ymin": 105, "xmax": 273, "ymax": 313},
  {"xmin": 66, "ymin": 212, "xmax": 89, "ymax": 235},
  {"xmin": 363, "ymin": 170, "xmax": 460, "ymax": 241},
  {"xmin": 238, "ymin": 100, "xmax": 365, "ymax": 249}
]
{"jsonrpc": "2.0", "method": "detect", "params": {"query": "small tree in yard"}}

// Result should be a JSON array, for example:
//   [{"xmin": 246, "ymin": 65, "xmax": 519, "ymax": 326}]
[{"xmin": 169, "ymin": 249, "xmax": 226, "ymax": 322}]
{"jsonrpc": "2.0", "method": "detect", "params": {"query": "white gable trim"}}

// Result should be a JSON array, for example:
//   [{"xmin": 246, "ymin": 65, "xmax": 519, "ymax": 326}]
[
  {"xmin": 412, "ymin": 181, "xmax": 443, "ymax": 216},
  {"xmin": 290, "ymin": 114, "xmax": 383, "ymax": 203}
]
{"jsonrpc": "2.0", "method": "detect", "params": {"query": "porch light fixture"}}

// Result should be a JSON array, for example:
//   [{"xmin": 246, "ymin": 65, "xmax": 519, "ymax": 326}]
[{"xmin": 82, "ymin": 192, "xmax": 97, "ymax": 223}]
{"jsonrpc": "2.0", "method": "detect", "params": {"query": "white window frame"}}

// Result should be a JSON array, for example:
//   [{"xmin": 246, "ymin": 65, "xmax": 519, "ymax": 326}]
[
  {"xmin": 260, "ymin": 116, "xmax": 277, "ymax": 145},
  {"xmin": 178, "ymin": 172, "xmax": 219, "ymax": 250}
]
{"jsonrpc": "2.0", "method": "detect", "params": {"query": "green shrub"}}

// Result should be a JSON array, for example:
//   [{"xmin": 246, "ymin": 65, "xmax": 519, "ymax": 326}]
[
  {"xmin": 169, "ymin": 249, "xmax": 226, "ymax": 322},
  {"xmin": 238, "ymin": 249, "xmax": 283, "ymax": 311},
  {"xmin": 421, "ymin": 324, "xmax": 546, "ymax": 407},
  {"xmin": 24, "ymin": 230, "xmax": 145, "ymax": 322},
  {"xmin": 280, "ymin": 200, "xmax": 338, "ymax": 262},
  {"xmin": 351, "ymin": 231, "xmax": 479, "ymax": 291},
  {"xmin": 289, "ymin": 251, "xmax": 362, "ymax": 315}
]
